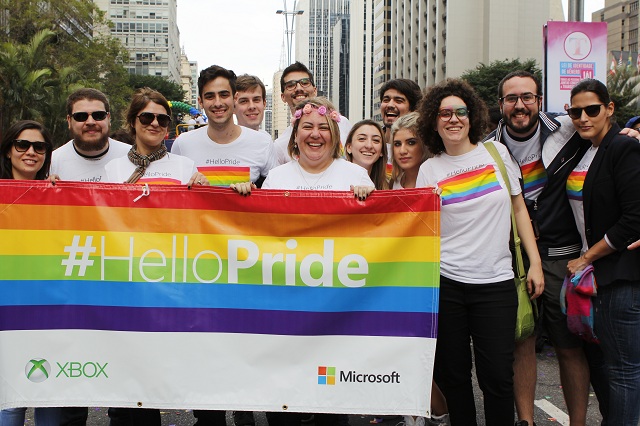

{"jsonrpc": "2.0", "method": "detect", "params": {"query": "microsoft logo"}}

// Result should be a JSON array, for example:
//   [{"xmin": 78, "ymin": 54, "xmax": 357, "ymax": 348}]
[
  {"xmin": 318, "ymin": 366, "xmax": 336, "ymax": 385},
  {"xmin": 25, "ymin": 359, "xmax": 51, "ymax": 383}
]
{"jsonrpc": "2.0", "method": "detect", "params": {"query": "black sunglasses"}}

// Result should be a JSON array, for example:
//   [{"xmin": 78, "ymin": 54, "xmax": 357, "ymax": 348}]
[
  {"xmin": 71, "ymin": 111, "xmax": 109, "ymax": 122},
  {"xmin": 284, "ymin": 78, "xmax": 312, "ymax": 91},
  {"xmin": 13, "ymin": 139, "xmax": 49, "ymax": 154},
  {"xmin": 565, "ymin": 104, "xmax": 604, "ymax": 120},
  {"xmin": 137, "ymin": 112, "xmax": 172, "ymax": 127}
]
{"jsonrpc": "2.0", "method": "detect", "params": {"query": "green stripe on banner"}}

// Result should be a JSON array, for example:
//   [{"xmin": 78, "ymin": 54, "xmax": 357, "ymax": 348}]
[{"xmin": 0, "ymin": 255, "xmax": 439, "ymax": 288}]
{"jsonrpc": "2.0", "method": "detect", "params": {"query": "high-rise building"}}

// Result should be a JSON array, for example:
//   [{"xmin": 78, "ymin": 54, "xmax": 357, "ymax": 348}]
[
  {"xmin": 348, "ymin": 0, "xmax": 376, "ymax": 122},
  {"xmin": 389, "ymin": 0, "xmax": 562, "ymax": 88},
  {"xmin": 189, "ymin": 61, "xmax": 198, "ymax": 107},
  {"xmin": 271, "ymin": 70, "xmax": 290, "ymax": 140},
  {"xmin": 179, "ymin": 48, "xmax": 193, "ymax": 104},
  {"xmin": 94, "ymin": 0, "xmax": 181, "ymax": 84},
  {"xmin": 593, "ymin": 0, "xmax": 639, "ymax": 55},
  {"xmin": 372, "ymin": 0, "xmax": 391, "ymax": 122},
  {"xmin": 295, "ymin": 0, "xmax": 350, "ymax": 116},
  {"xmin": 265, "ymin": 88, "xmax": 274, "ymax": 135}
]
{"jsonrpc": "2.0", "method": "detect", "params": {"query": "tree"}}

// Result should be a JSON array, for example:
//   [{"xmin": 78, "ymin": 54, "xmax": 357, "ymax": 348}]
[
  {"xmin": 460, "ymin": 58, "xmax": 542, "ymax": 108},
  {"xmin": 0, "ymin": 30, "xmax": 57, "ymax": 133},
  {"xmin": 128, "ymin": 75, "xmax": 186, "ymax": 104},
  {"xmin": 0, "ymin": 0, "xmax": 131, "ymax": 145},
  {"xmin": 607, "ymin": 65, "xmax": 640, "ymax": 127}
]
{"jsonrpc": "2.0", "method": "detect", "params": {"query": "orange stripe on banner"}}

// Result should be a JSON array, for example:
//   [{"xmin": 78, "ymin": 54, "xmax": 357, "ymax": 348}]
[{"xmin": 2, "ymin": 204, "xmax": 439, "ymax": 238}]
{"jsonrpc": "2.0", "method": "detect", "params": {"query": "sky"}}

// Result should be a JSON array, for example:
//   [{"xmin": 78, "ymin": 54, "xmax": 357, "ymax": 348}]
[{"xmin": 177, "ymin": 0, "xmax": 605, "ymax": 90}]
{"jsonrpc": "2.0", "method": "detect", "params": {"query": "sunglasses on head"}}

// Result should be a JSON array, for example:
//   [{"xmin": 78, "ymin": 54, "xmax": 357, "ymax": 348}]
[
  {"xmin": 137, "ymin": 112, "xmax": 172, "ymax": 127},
  {"xmin": 13, "ymin": 139, "xmax": 49, "ymax": 154},
  {"xmin": 565, "ymin": 104, "xmax": 604, "ymax": 120},
  {"xmin": 71, "ymin": 111, "xmax": 109, "ymax": 122}
]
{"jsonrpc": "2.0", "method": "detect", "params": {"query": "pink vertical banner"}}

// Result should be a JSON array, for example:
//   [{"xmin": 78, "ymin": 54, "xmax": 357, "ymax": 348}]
[{"xmin": 544, "ymin": 21, "xmax": 607, "ymax": 113}]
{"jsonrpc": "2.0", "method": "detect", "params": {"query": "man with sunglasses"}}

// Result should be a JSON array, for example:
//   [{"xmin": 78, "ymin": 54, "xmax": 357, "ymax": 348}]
[
  {"xmin": 49, "ymin": 89, "xmax": 131, "ymax": 425},
  {"xmin": 51, "ymin": 88, "xmax": 130, "ymax": 183},
  {"xmin": 274, "ymin": 61, "xmax": 351, "ymax": 164},
  {"xmin": 484, "ymin": 71, "xmax": 608, "ymax": 426}
]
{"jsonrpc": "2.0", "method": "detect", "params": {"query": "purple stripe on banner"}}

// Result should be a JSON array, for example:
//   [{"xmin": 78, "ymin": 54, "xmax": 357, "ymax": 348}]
[{"xmin": 0, "ymin": 306, "xmax": 437, "ymax": 338}]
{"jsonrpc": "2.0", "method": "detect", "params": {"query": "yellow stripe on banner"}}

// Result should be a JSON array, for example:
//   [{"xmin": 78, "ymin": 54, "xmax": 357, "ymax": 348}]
[
  {"xmin": 0, "ymin": 204, "xmax": 439, "ymax": 238},
  {"xmin": 0, "ymin": 230, "xmax": 439, "ymax": 264}
]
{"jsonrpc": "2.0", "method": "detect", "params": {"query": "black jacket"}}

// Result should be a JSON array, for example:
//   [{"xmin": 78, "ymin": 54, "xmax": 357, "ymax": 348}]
[
  {"xmin": 583, "ymin": 124, "xmax": 640, "ymax": 286},
  {"xmin": 485, "ymin": 113, "xmax": 590, "ymax": 259}
]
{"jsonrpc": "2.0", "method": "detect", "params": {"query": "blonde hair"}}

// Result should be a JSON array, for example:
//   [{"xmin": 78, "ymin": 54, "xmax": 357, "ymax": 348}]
[
  {"xmin": 390, "ymin": 112, "xmax": 432, "ymax": 183},
  {"xmin": 288, "ymin": 97, "xmax": 341, "ymax": 159}
]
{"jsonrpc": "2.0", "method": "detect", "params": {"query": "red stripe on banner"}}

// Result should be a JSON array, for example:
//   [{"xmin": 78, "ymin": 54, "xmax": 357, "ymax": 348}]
[{"xmin": 0, "ymin": 181, "xmax": 438, "ymax": 215}]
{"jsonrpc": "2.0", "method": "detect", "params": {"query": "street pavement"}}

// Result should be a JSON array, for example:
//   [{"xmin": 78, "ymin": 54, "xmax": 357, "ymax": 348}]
[{"xmin": 21, "ymin": 344, "xmax": 602, "ymax": 425}]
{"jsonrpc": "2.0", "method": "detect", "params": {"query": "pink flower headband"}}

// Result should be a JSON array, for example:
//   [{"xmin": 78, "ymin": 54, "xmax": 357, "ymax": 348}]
[{"xmin": 292, "ymin": 103, "xmax": 341, "ymax": 124}]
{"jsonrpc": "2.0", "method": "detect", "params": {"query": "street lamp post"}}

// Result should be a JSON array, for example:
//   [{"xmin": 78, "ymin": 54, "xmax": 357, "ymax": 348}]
[{"xmin": 276, "ymin": 0, "xmax": 304, "ymax": 65}]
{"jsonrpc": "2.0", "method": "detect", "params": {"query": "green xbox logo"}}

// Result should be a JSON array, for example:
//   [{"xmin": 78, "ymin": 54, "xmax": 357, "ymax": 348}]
[{"xmin": 25, "ymin": 359, "xmax": 51, "ymax": 383}]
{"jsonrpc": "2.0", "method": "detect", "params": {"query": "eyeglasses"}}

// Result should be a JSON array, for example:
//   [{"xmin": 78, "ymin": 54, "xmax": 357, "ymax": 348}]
[
  {"xmin": 284, "ymin": 78, "xmax": 312, "ymax": 91},
  {"xmin": 437, "ymin": 107, "xmax": 469, "ymax": 121},
  {"xmin": 13, "ymin": 139, "xmax": 49, "ymax": 154},
  {"xmin": 500, "ymin": 93, "xmax": 540, "ymax": 105},
  {"xmin": 565, "ymin": 104, "xmax": 604, "ymax": 120},
  {"xmin": 71, "ymin": 111, "xmax": 109, "ymax": 122},
  {"xmin": 137, "ymin": 112, "xmax": 172, "ymax": 127}
]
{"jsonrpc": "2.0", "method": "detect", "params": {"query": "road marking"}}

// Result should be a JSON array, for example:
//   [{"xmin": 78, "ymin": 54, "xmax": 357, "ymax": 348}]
[{"xmin": 535, "ymin": 399, "xmax": 570, "ymax": 425}]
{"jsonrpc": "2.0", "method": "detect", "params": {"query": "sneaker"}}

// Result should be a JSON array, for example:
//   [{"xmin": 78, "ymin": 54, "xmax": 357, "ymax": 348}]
[
  {"xmin": 426, "ymin": 414, "xmax": 449, "ymax": 426},
  {"xmin": 399, "ymin": 416, "xmax": 426, "ymax": 426}
]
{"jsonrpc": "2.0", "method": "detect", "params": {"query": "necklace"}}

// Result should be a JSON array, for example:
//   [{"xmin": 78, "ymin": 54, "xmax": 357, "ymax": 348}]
[{"xmin": 296, "ymin": 160, "xmax": 334, "ymax": 189}]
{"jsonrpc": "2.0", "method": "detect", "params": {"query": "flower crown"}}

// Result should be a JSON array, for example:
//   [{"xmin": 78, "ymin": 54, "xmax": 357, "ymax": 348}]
[{"xmin": 292, "ymin": 103, "xmax": 341, "ymax": 124}]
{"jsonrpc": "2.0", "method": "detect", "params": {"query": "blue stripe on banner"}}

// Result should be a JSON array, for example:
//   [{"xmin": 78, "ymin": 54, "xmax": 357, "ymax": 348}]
[
  {"xmin": 0, "ymin": 281, "xmax": 438, "ymax": 314},
  {"xmin": 0, "ymin": 305, "xmax": 438, "ymax": 338}
]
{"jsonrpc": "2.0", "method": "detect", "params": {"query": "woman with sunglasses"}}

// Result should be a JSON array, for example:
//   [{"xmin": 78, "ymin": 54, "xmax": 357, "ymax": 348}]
[
  {"xmin": 344, "ymin": 120, "xmax": 388, "ymax": 190},
  {"xmin": 416, "ymin": 79, "xmax": 543, "ymax": 425},
  {"xmin": 105, "ymin": 87, "xmax": 207, "ymax": 186},
  {"xmin": 0, "ymin": 120, "xmax": 60, "ymax": 425},
  {"xmin": 564, "ymin": 78, "xmax": 640, "ymax": 425}
]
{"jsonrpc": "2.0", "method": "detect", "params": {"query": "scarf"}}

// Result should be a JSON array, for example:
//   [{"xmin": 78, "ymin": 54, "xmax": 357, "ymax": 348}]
[{"xmin": 125, "ymin": 143, "xmax": 167, "ymax": 183}]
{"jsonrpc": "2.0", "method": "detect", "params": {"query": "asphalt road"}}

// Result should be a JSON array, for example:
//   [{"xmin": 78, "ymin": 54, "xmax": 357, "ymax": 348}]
[{"xmin": 21, "ymin": 344, "xmax": 602, "ymax": 426}]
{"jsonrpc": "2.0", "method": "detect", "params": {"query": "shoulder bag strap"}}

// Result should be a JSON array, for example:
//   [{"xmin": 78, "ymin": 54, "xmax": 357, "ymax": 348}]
[{"xmin": 483, "ymin": 141, "xmax": 526, "ymax": 282}]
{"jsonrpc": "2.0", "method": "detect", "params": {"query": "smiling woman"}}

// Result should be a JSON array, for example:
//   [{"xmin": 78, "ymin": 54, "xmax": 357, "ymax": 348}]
[
  {"xmin": 416, "ymin": 78, "xmax": 543, "ymax": 425},
  {"xmin": 104, "ymin": 87, "xmax": 207, "ymax": 187},
  {"xmin": 0, "ymin": 119, "xmax": 59, "ymax": 426}
]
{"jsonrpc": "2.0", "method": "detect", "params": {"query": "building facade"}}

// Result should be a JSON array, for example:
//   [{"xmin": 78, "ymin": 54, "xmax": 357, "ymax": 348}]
[
  {"xmin": 593, "ymin": 0, "xmax": 640, "ymax": 55},
  {"xmin": 94, "ymin": 0, "xmax": 181, "ymax": 84},
  {"xmin": 295, "ymin": 0, "xmax": 350, "ymax": 115}
]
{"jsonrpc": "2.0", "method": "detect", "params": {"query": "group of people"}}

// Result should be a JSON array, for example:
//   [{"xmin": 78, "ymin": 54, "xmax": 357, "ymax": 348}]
[{"xmin": 1, "ymin": 59, "xmax": 639, "ymax": 426}]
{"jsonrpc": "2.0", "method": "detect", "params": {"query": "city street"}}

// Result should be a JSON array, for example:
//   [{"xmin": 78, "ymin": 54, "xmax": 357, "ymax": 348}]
[{"xmin": 21, "ymin": 344, "xmax": 602, "ymax": 425}]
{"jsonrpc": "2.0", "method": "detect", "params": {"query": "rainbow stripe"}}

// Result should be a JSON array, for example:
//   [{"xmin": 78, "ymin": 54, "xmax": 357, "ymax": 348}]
[
  {"xmin": 567, "ymin": 170, "xmax": 587, "ymax": 200},
  {"xmin": 198, "ymin": 166, "xmax": 251, "ymax": 186},
  {"xmin": 0, "ymin": 182, "xmax": 440, "ymax": 338},
  {"xmin": 439, "ymin": 165, "xmax": 501, "ymax": 206},
  {"xmin": 520, "ymin": 159, "xmax": 547, "ymax": 195},
  {"xmin": 138, "ymin": 177, "xmax": 182, "ymax": 185}
]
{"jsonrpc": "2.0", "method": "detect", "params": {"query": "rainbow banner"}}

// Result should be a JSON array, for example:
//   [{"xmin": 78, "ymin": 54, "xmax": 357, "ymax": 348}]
[{"xmin": 0, "ymin": 181, "xmax": 440, "ymax": 416}]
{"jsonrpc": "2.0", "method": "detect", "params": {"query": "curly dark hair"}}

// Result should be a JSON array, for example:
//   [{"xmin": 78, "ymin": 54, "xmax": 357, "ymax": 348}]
[{"xmin": 417, "ymin": 78, "xmax": 488, "ymax": 155}]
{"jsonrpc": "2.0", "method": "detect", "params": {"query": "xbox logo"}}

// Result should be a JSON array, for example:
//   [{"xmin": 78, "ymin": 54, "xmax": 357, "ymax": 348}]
[{"xmin": 25, "ymin": 359, "xmax": 51, "ymax": 383}]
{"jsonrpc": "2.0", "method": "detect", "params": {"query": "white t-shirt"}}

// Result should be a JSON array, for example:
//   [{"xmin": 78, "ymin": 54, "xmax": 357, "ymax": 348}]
[
  {"xmin": 105, "ymin": 153, "xmax": 197, "ymax": 185},
  {"xmin": 263, "ymin": 158, "xmax": 374, "ymax": 191},
  {"xmin": 170, "ymin": 126, "xmax": 276, "ymax": 186},
  {"xmin": 416, "ymin": 142, "xmax": 521, "ymax": 284},
  {"xmin": 50, "ymin": 138, "xmax": 131, "ymax": 182},
  {"xmin": 273, "ymin": 114, "xmax": 352, "ymax": 165},
  {"xmin": 501, "ymin": 126, "xmax": 547, "ymax": 202},
  {"xmin": 390, "ymin": 178, "xmax": 403, "ymax": 189},
  {"xmin": 567, "ymin": 145, "xmax": 599, "ymax": 253}
]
